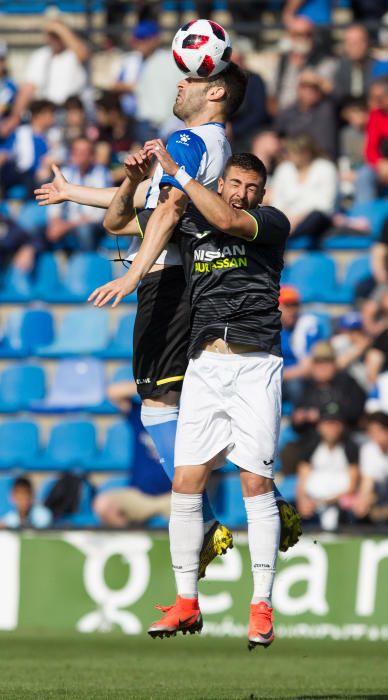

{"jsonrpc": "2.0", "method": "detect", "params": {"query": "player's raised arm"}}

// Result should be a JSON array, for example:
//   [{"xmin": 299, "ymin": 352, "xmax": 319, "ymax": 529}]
[
  {"xmin": 103, "ymin": 150, "xmax": 151, "ymax": 236},
  {"xmin": 34, "ymin": 164, "xmax": 118, "ymax": 209}
]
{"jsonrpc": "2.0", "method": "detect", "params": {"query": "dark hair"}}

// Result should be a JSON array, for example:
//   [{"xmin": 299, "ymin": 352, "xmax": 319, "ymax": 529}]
[
  {"xmin": 285, "ymin": 133, "xmax": 322, "ymax": 161},
  {"xmin": 370, "ymin": 75, "xmax": 388, "ymax": 95},
  {"xmin": 224, "ymin": 153, "xmax": 267, "ymax": 186},
  {"xmin": 367, "ymin": 411, "xmax": 388, "ymax": 430},
  {"xmin": 95, "ymin": 91, "xmax": 122, "ymax": 113},
  {"xmin": 30, "ymin": 99, "xmax": 56, "ymax": 116},
  {"xmin": 208, "ymin": 61, "xmax": 248, "ymax": 118},
  {"xmin": 13, "ymin": 476, "xmax": 33, "ymax": 492},
  {"xmin": 63, "ymin": 95, "xmax": 84, "ymax": 111}
]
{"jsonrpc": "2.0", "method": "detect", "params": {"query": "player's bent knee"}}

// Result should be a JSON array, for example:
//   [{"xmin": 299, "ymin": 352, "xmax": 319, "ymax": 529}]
[
  {"xmin": 240, "ymin": 471, "xmax": 274, "ymax": 498},
  {"xmin": 173, "ymin": 465, "xmax": 208, "ymax": 494}
]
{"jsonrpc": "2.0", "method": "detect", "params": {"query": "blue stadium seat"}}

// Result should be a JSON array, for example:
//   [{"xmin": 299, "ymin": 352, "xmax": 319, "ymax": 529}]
[
  {"xmin": 348, "ymin": 200, "xmax": 388, "ymax": 239},
  {"xmin": 217, "ymin": 475, "xmax": 246, "ymax": 528},
  {"xmin": 0, "ymin": 421, "xmax": 40, "ymax": 469},
  {"xmin": 322, "ymin": 234, "xmax": 372, "ymax": 250},
  {"xmin": 0, "ymin": 476, "xmax": 15, "ymax": 517},
  {"xmin": 48, "ymin": 253, "xmax": 113, "ymax": 303},
  {"xmin": 33, "ymin": 253, "xmax": 61, "ymax": 302},
  {"xmin": 0, "ymin": 266, "xmax": 32, "ymax": 302},
  {"xmin": 30, "ymin": 359, "xmax": 105, "ymax": 412},
  {"xmin": 342, "ymin": 255, "xmax": 371, "ymax": 293},
  {"xmin": 100, "ymin": 313, "xmax": 136, "ymax": 359},
  {"xmin": 0, "ymin": 309, "xmax": 54, "ymax": 359},
  {"xmin": 90, "ymin": 363, "xmax": 138, "ymax": 413},
  {"xmin": 17, "ymin": 200, "xmax": 47, "ymax": 233},
  {"xmin": 30, "ymin": 420, "xmax": 97, "ymax": 472},
  {"xmin": 0, "ymin": 364, "xmax": 45, "ymax": 412},
  {"xmin": 285, "ymin": 253, "xmax": 340, "ymax": 303},
  {"xmin": 36, "ymin": 308, "xmax": 110, "ymax": 357},
  {"xmin": 92, "ymin": 421, "xmax": 134, "ymax": 472}
]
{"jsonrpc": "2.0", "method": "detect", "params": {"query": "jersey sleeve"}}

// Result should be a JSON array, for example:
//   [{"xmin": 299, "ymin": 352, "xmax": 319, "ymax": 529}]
[
  {"xmin": 160, "ymin": 130, "xmax": 207, "ymax": 192},
  {"xmin": 244, "ymin": 206, "xmax": 290, "ymax": 245}
]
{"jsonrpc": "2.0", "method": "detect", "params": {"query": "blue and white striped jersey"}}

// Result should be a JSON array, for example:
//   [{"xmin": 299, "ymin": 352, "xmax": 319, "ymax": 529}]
[{"xmin": 126, "ymin": 121, "xmax": 231, "ymax": 266}]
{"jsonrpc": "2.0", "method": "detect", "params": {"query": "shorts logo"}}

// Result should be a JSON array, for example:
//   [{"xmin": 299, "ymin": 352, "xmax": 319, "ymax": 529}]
[
  {"xmin": 263, "ymin": 459, "xmax": 274, "ymax": 466},
  {"xmin": 176, "ymin": 133, "xmax": 191, "ymax": 145},
  {"xmin": 136, "ymin": 378, "xmax": 151, "ymax": 384}
]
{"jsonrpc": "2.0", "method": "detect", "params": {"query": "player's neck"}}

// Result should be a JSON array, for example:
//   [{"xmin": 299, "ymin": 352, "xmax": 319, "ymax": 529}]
[{"xmin": 184, "ymin": 110, "xmax": 225, "ymax": 128}]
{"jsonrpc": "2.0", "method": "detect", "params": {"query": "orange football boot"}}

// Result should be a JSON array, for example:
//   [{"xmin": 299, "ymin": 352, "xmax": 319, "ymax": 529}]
[
  {"xmin": 248, "ymin": 601, "xmax": 275, "ymax": 650},
  {"xmin": 148, "ymin": 595, "xmax": 203, "ymax": 639}
]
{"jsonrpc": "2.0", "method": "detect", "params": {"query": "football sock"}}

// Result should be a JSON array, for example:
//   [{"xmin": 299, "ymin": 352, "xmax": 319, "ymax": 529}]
[
  {"xmin": 141, "ymin": 406, "xmax": 216, "ymax": 530},
  {"xmin": 244, "ymin": 491, "xmax": 280, "ymax": 605},
  {"xmin": 169, "ymin": 491, "xmax": 203, "ymax": 598}
]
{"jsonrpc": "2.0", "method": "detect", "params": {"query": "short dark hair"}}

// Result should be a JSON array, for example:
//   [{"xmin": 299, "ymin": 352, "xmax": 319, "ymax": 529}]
[
  {"xmin": 13, "ymin": 476, "xmax": 33, "ymax": 492},
  {"xmin": 95, "ymin": 91, "xmax": 122, "ymax": 113},
  {"xmin": 63, "ymin": 95, "xmax": 84, "ymax": 111},
  {"xmin": 30, "ymin": 99, "xmax": 56, "ymax": 116},
  {"xmin": 224, "ymin": 153, "xmax": 267, "ymax": 186},
  {"xmin": 366, "ymin": 411, "xmax": 388, "ymax": 430},
  {"xmin": 208, "ymin": 61, "xmax": 248, "ymax": 118}
]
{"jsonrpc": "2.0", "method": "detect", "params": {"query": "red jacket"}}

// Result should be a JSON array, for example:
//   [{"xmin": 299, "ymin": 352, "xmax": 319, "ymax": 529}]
[{"xmin": 365, "ymin": 108, "xmax": 388, "ymax": 166}]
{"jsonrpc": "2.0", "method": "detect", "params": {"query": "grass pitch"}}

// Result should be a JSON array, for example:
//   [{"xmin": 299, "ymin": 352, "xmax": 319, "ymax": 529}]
[{"xmin": 0, "ymin": 632, "xmax": 385, "ymax": 700}]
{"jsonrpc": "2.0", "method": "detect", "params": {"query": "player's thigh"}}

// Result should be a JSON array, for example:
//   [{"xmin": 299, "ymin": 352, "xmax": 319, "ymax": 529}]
[
  {"xmin": 174, "ymin": 354, "xmax": 232, "ymax": 468},
  {"xmin": 229, "ymin": 353, "xmax": 283, "ymax": 477}
]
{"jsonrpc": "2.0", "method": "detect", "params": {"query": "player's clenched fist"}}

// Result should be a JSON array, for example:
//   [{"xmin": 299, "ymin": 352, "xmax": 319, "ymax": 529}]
[
  {"xmin": 144, "ymin": 139, "xmax": 178, "ymax": 177},
  {"xmin": 123, "ymin": 150, "xmax": 151, "ymax": 183},
  {"xmin": 88, "ymin": 272, "xmax": 137, "ymax": 308}
]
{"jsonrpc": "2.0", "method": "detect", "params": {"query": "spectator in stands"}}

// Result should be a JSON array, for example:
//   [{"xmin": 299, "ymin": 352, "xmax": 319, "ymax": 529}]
[
  {"xmin": 47, "ymin": 137, "xmax": 111, "ymax": 251},
  {"xmin": 250, "ymin": 130, "xmax": 282, "ymax": 179},
  {"xmin": 62, "ymin": 96, "xmax": 88, "ymax": 150},
  {"xmin": 280, "ymin": 284, "xmax": 325, "ymax": 404},
  {"xmin": 112, "ymin": 20, "xmax": 160, "ymax": 119},
  {"xmin": 270, "ymin": 133, "xmax": 338, "ymax": 247},
  {"xmin": 0, "ymin": 99, "xmax": 56, "ymax": 197},
  {"xmin": 229, "ymin": 45, "xmax": 268, "ymax": 152},
  {"xmin": 93, "ymin": 379, "xmax": 171, "ymax": 527},
  {"xmin": 362, "ymin": 283, "xmax": 388, "ymax": 338},
  {"xmin": 331, "ymin": 312, "xmax": 371, "ymax": 391},
  {"xmin": 332, "ymin": 25, "xmax": 375, "ymax": 108},
  {"xmin": 352, "ymin": 411, "xmax": 388, "ymax": 522},
  {"xmin": 0, "ymin": 207, "xmax": 33, "ymax": 271},
  {"xmin": 365, "ymin": 328, "xmax": 388, "ymax": 387},
  {"xmin": 296, "ymin": 404, "xmax": 359, "ymax": 530},
  {"xmin": 339, "ymin": 97, "xmax": 369, "ymax": 170},
  {"xmin": 1, "ymin": 16, "xmax": 89, "ymax": 137},
  {"xmin": 282, "ymin": 0, "xmax": 333, "ymax": 25},
  {"xmin": 274, "ymin": 69, "xmax": 338, "ymax": 158},
  {"xmin": 94, "ymin": 92, "xmax": 135, "ymax": 182},
  {"xmin": 0, "ymin": 42, "xmax": 17, "ymax": 124},
  {"xmin": 0, "ymin": 476, "xmax": 52, "ymax": 529},
  {"xmin": 366, "ymin": 369, "xmax": 388, "ymax": 413},
  {"xmin": 267, "ymin": 16, "xmax": 336, "ymax": 113},
  {"xmin": 354, "ymin": 76, "xmax": 388, "ymax": 203}
]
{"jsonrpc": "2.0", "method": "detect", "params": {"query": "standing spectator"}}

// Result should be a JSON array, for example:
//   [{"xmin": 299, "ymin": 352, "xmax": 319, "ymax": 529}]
[
  {"xmin": 280, "ymin": 284, "xmax": 326, "ymax": 404},
  {"xmin": 47, "ymin": 137, "xmax": 111, "ymax": 251},
  {"xmin": 275, "ymin": 70, "xmax": 338, "ymax": 158},
  {"xmin": 332, "ymin": 25, "xmax": 375, "ymax": 107},
  {"xmin": 0, "ymin": 476, "xmax": 52, "ymax": 529},
  {"xmin": 353, "ymin": 411, "xmax": 388, "ymax": 522},
  {"xmin": 296, "ymin": 404, "xmax": 359, "ymax": 530},
  {"xmin": 267, "ymin": 16, "xmax": 336, "ymax": 113},
  {"xmin": 0, "ymin": 42, "xmax": 17, "ymax": 124},
  {"xmin": 229, "ymin": 45, "xmax": 268, "ymax": 152},
  {"xmin": 354, "ymin": 76, "xmax": 388, "ymax": 203},
  {"xmin": 1, "ymin": 16, "xmax": 89, "ymax": 137},
  {"xmin": 0, "ymin": 99, "xmax": 56, "ymax": 196},
  {"xmin": 271, "ymin": 133, "xmax": 338, "ymax": 246}
]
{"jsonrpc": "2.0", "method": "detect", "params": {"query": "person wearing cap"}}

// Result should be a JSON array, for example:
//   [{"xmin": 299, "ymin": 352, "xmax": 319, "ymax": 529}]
[
  {"xmin": 296, "ymin": 402, "xmax": 359, "ymax": 531},
  {"xmin": 280, "ymin": 284, "xmax": 326, "ymax": 405},
  {"xmin": 112, "ymin": 20, "xmax": 160, "ymax": 120},
  {"xmin": 0, "ymin": 43, "xmax": 17, "ymax": 124},
  {"xmin": 331, "ymin": 311, "xmax": 370, "ymax": 391}
]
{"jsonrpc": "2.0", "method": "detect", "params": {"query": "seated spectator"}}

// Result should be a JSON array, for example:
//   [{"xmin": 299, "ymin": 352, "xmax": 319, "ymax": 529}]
[
  {"xmin": 339, "ymin": 97, "xmax": 369, "ymax": 171},
  {"xmin": 280, "ymin": 285, "xmax": 325, "ymax": 404},
  {"xmin": 354, "ymin": 76, "xmax": 388, "ymax": 203},
  {"xmin": 94, "ymin": 92, "xmax": 135, "ymax": 182},
  {"xmin": 365, "ymin": 328, "xmax": 388, "ymax": 385},
  {"xmin": 0, "ymin": 207, "xmax": 32, "ymax": 270},
  {"xmin": 0, "ymin": 476, "xmax": 52, "ymax": 529},
  {"xmin": 1, "ymin": 15, "xmax": 89, "ymax": 138},
  {"xmin": 275, "ymin": 69, "xmax": 338, "ymax": 158},
  {"xmin": 93, "ymin": 379, "xmax": 171, "ymax": 527},
  {"xmin": 366, "ymin": 370, "xmax": 388, "ymax": 413},
  {"xmin": 62, "ymin": 96, "xmax": 88, "ymax": 149},
  {"xmin": 267, "ymin": 16, "xmax": 336, "ymax": 114},
  {"xmin": 47, "ymin": 137, "xmax": 112, "ymax": 251},
  {"xmin": 331, "ymin": 312, "xmax": 371, "ymax": 391},
  {"xmin": 0, "ymin": 99, "xmax": 56, "ymax": 197},
  {"xmin": 230, "ymin": 45, "xmax": 268, "ymax": 152},
  {"xmin": 0, "ymin": 42, "xmax": 17, "ymax": 124},
  {"xmin": 296, "ymin": 404, "xmax": 359, "ymax": 530},
  {"xmin": 332, "ymin": 25, "xmax": 376, "ymax": 108},
  {"xmin": 352, "ymin": 411, "xmax": 388, "ymax": 522},
  {"xmin": 270, "ymin": 133, "xmax": 338, "ymax": 247},
  {"xmin": 362, "ymin": 284, "xmax": 388, "ymax": 338}
]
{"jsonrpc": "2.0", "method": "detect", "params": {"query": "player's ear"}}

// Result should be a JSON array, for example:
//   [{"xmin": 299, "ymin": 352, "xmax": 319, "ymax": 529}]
[
  {"xmin": 217, "ymin": 176, "xmax": 224, "ymax": 194},
  {"xmin": 206, "ymin": 84, "xmax": 226, "ymax": 102}
]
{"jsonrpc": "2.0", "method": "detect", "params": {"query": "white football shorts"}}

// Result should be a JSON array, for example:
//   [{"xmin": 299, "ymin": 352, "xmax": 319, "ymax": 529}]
[{"xmin": 174, "ymin": 350, "xmax": 283, "ymax": 478}]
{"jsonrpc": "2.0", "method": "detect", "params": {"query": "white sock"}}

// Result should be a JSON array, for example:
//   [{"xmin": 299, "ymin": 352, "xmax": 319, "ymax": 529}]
[
  {"xmin": 169, "ymin": 491, "xmax": 203, "ymax": 598},
  {"xmin": 244, "ymin": 491, "xmax": 280, "ymax": 605}
]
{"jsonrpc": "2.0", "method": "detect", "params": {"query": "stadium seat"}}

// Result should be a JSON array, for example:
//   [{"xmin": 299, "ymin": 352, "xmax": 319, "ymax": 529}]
[
  {"xmin": 30, "ymin": 420, "xmax": 98, "ymax": 472},
  {"xmin": 0, "ymin": 266, "xmax": 32, "ymax": 302},
  {"xmin": 0, "ymin": 364, "xmax": 45, "ymax": 412},
  {"xmin": 92, "ymin": 420, "xmax": 134, "ymax": 472},
  {"xmin": 285, "ymin": 253, "xmax": 340, "ymax": 303},
  {"xmin": 0, "ymin": 309, "xmax": 54, "ymax": 358},
  {"xmin": 348, "ymin": 200, "xmax": 388, "ymax": 239},
  {"xmin": 342, "ymin": 255, "xmax": 371, "ymax": 294},
  {"xmin": 322, "ymin": 234, "xmax": 372, "ymax": 250},
  {"xmin": 217, "ymin": 475, "xmax": 246, "ymax": 528},
  {"xmin": 33, "ymin": 253, "xmax": 61, "ymax": 302},
  {"xmin": 0, "ymin": 421, "xmax": 40, "ymax": 469},
  {"xmin": 47, "ymin": 253, "xmax": 113, "ymax": 303},
  {"xmin": 89, "ymin": 363, "xmax": 138, "ymax": 413},
  {"xmin": 100, "ymin": 313, "xmax": 136, "ymax": 359},
  {"xmin": 36, "ymin": 308, "xmax": 110, "ymax": 357},
  {"xmin": 17, "ymin": 200, "xmax": 47, "ymax": 233},
  {"xmin": 30, "ymin": 359, "xmax": 105, "ymax": 412}
]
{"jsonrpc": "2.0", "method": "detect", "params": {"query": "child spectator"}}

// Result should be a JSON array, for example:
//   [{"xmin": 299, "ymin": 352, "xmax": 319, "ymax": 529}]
[
  {"xmin": 296, "ymin": 404, "xmax": 359, "ymax": 530},
  {"xmin": 353, "ymin": 412, "xmax": 388, "ymax": 522},
  {"xmin": 0, "ymin": 476, "xmax": 52, "ymax": 529}
]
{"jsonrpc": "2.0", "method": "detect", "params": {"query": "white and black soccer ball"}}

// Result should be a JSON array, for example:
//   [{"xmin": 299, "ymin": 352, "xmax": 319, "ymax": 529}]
[{"xmin": 172, "ymin": 19, "xmax": 232, "ymax": 79}]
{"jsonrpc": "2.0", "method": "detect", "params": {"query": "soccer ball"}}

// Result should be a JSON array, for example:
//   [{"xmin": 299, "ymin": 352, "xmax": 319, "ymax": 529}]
[{"xmin": 172, "ymin": 19, "xmax": 232, "ymax": 79}]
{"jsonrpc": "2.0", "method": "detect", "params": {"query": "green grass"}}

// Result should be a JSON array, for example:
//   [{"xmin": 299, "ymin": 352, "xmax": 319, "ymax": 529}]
[{"xmin": 0, "ymin": 632, "xmax": 385, "ymax": 700}]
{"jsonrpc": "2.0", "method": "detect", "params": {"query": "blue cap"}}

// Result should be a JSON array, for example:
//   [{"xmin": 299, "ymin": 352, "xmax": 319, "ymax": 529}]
[
  {"xmin": 132, "ymin": 20, "xmax": 160, "ymax": 40},
  {"xmin": 338, "ymin": 311, "xmax": 362, "ymax": 331}
]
